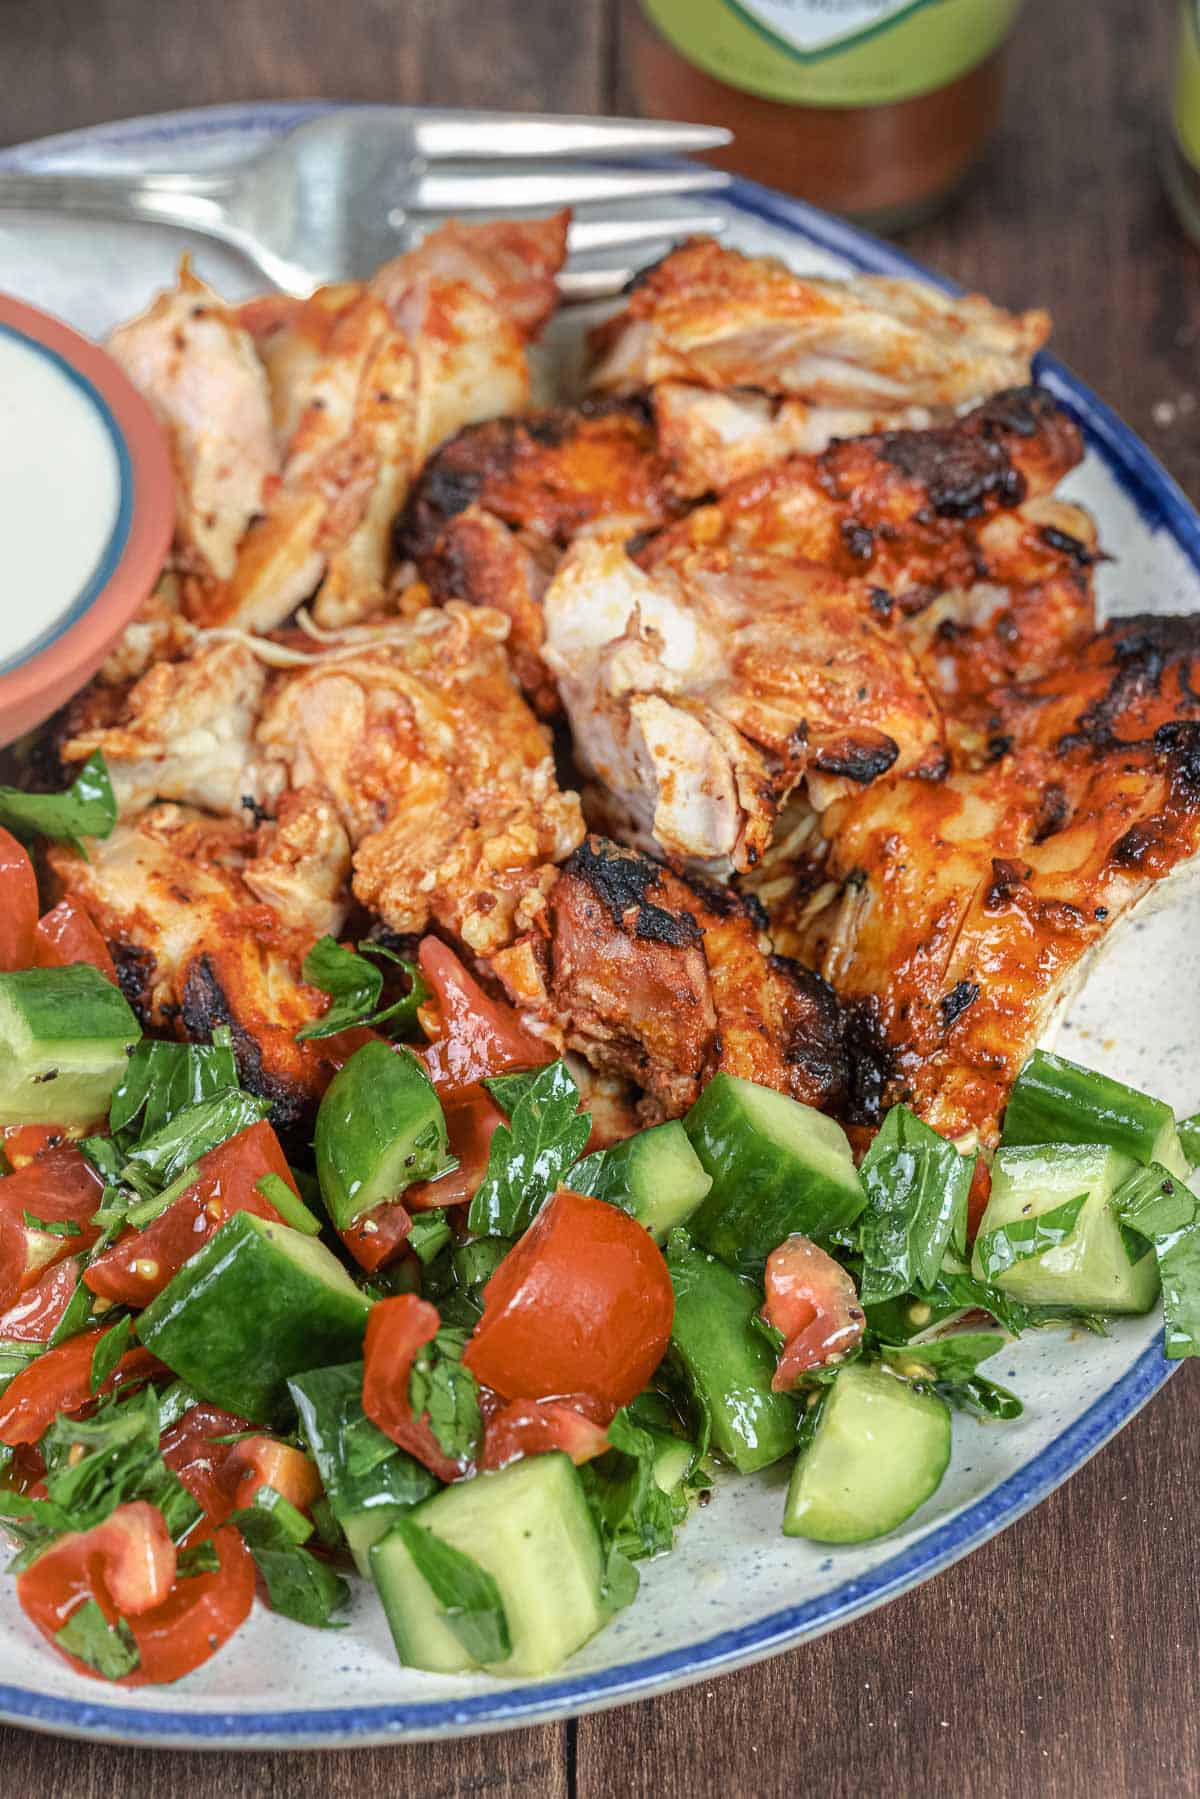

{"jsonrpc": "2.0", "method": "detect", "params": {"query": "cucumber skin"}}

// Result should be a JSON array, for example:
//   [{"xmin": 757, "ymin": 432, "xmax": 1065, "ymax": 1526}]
[
  {"xmin": 685, "ymin": 1075, "xmax": 864, "ymax": 1275},
  {"xmin": 288, "ymin": 1361, "xmax": 438, "ymax": 1576},
  {"xmin": 371, "ymin": 1451, "xmax": 609, "ymax": 1677},
  {"xmin": 1001, "ymin": 1049, "xmax": 1179, "ymax": 1168},
  {"xmin": 314, "ymin": 1042, "xmax": 449, "ymax": 1229},
  {"xmin": 667, "ymin": 1236, "xmax": 797, "ymax": 1475},
  {"xmin": 0, "ymin": 964, "xmax": 141, "ymax": 1127},
  {"xmin": 137, "ymin": 1212, "xmax": 371, "ymax": 1426},
  {"xmin": 783, "ymin": 1364, "xmax": 951, "ymax": 1545}
]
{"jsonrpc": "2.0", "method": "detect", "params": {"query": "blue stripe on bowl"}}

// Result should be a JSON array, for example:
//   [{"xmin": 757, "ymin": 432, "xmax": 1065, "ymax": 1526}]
[
  {"xmin": 0, "ymin": 322, "xmax": 134, "ymax": 679},
  {"xmin": 0, "ymin": 103, "xmax": 1194, "ymax": 1745}
]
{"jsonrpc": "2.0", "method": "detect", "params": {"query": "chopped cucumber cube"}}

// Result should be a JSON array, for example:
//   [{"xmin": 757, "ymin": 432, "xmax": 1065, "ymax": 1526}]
[
  {"xmin": 0, "ymin": 965, "xmax": 140, "ymax": 1127},
  {"xmin": 972, "ymin": 1143, "xmax": 1160, "ymax": 1313}
]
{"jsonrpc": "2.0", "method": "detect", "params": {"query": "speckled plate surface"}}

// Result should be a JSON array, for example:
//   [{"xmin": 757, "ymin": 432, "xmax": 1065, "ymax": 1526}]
[{"xmin": 0, "ymin": 102, "xmax": 1197, "ymax": 1749}]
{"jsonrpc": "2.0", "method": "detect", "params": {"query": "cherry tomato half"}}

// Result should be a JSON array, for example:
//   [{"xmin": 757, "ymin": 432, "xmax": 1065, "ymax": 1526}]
[
  {"xmin": 0, "ymin": 1327, "xmax": 161, "ymax": 1447},
  {"xmin": 0, "ymin": 1255, "xmax": 85, "ymax": 1342},
  {"xmin": 18, "ymin": 1507, "xmax": 254, "ymax": 1685},
  {"xmin": 160, "ymin": 1403, "xmax": 254, "ymax": 1527},
  {"xmin": 0, "ymin": 828, "xmax": 38, "ymax": 974},
  {"xmin": 418, "ymin": 938, "xmax": 549, "ymax": 1096},
  {"xmin": 362, "ymin": 1294, "xmax": 464, "ymax": 1482},
  {"xmin": 762, "ymin": 1235, "xmax": 865, "ymax": 1393},
  {"xmin": 405, "ymin": 1085, "xmax": 505, "ymax": 1212},
  {"xmin": 462, "ymin": 1189, "xmax": 674, "ymax": 1417},
  {"xmin": 224, "ymin": 1436, "xmax": 321, "ymax": 1513},
  {"xmin": 482, "ymin": 1395, "xmax": 609, "ymax": 1471},
  {"xmin": 2, "ymin": 1126, "xmax": 73, "ymax": 1169},
  {"xmin": 85, "ymin": 1121, "xmax": 299, "ymax": 1307},
  {"xmin": 338, "ymin": 1200, "xmax": 412, "ymax": 1275},
  {"xmin": 33, "ymin": 897, "xmax": 118, "ymax": 982},
  {"xmin": 0, "ymin": 1148, "xmax": 104, "ymax": 1309}
]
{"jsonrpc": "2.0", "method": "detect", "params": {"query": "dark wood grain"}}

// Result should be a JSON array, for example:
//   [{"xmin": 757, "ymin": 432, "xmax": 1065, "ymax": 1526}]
[{"xmin": 2, "ymin": 2, "xmax": 1199, "ymax": 1793}]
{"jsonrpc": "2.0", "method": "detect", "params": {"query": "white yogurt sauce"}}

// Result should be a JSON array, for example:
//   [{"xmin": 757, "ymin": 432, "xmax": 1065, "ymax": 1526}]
[{"xmin": 0, "ymin": 329, "xmax": 122, "ymax": 672}]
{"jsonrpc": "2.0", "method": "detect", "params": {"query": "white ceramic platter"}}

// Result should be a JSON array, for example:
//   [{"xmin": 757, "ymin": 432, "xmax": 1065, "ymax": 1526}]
[{"xmin": 1, "ymin": 102, "xmax": 1198, "ymax": 1749}]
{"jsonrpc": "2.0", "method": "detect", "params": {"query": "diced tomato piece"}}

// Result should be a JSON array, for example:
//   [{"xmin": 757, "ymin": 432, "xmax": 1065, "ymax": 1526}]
[
  {"xmin": 3, "ymin": 1126, "xmax": 73, "ymax": 1169},
  {"xmin": 405, "ymin": 1084, "xmax": 505, "ymax": 1211},
  {"xmin": 18, "ymin": 1508, "xmax": 254, "ymax": 1685},
  {"xmin": 224, "ymin": 1436, "xmax": 322, "ymax": 1513},
  {"xmin": 0, "ymin": 1327, "xmax": 161, "ymax": 1446},
  {"xmin": 160, "ymin": 1404, "xmax": 252, "ymax": 1527},
  {"xmin": 338, "ymin": 1200, "xmax": 412, "ymax": 1274},
  {"xmin": 0, "ymin": 1147, "xmax": 104, "ymax": 1309},
  {"xmin": 0, "ymin": 1255, "xmax": 85, "ymax": 1342},
  {"xmin": 463, "ymin": 1189, "xmax": 674, "ymax": 1417},
  {"xmin": 85, "ymin": 1121, "xmax": 299, "ymax": 1307},
  {"xmin": 362, "ymin": 1294, "xmax": 463, "ymax": 1482},
  {"xmin": 32, "ymin": 898, "xmax": 117, "ymax": 982},
  {"xmin": 762, "ymin": 1235, "xmax": 865, "ymax": 1392},
  {"xmin": 967, "ymin": 1157, "xmax": 993, "ymax": 1242},
  {"xmin": 418, "ymin": 938, "xmax": 549, "ymax": 1096},
  {"xmin": 0, "ymin": 828, "xmax": 38, "ymax": 974},
  {"xmin": 482, "ymin": 1395, "xmax": 609, "ymax": 1471}
]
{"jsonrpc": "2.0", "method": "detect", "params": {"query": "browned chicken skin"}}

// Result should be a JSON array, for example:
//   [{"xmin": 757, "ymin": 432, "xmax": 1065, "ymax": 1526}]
[
  {"xmin": 403, "ymin": 398, "xmax": 685, "ymax": 714},
  {"xmin": 796, "ymin": 615, "xmax": 1200, "ymax": 1142},
  {"xmin": 529, "ymin": 836, "xmax": 847, "ymax": 1121}
]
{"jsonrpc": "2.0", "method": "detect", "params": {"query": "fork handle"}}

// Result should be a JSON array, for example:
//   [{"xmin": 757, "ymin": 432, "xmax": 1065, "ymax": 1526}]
[{"xmin": 0, "ymin": 168, "xmax": 233, "ymax": 234}]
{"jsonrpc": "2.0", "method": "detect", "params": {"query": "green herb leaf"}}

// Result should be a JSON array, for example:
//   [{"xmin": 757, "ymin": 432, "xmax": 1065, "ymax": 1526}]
[
  {"xmin": 408, "ymin": 1329, "xmax": 481, "ymax": 1465},
  {"xmin": 935, "ymin": 1374, "xmax": 1024, "ymax": 1420},
  {"xmin": 21, "ymin": 1212, "xmax": 81, "ymax": 1239},
  {"xmin": 124, "ymin": 1089, "xmax": 271, "ymax": 1188},
  {"xmin": 288, "ymin": 1363, "xmax": 438, "ymax": 1524},
  {"xmin": 255, "ymin": 1173, "xmax": 322, "ymax": 1237},
  {"xmin": 0, "ymin": 753, "xmax": 116, "ymax": 856},
  {"xmin": 1113, "ymin": 1163, "xmax": 1200, "ymax": 1358},
  {"xmin": 580, "ymin": 1408, "xmax": 678, "ymax": 1566},
  {"xmin": 176, "ymin": 1539, "xmax": 221, "ymax": 1578},
  {"xmin": 48, "ymin": 1264, "xmax": 94, "ymax": 1347},
  {"xmin": 879, "ymin": 1330, "xmax": 1008, "ymax": 1383},
  {"xmin": 407, "ymin": 1211, "xmax": 452, "ymax": 1265},
  {"xmin": 468, "ymin": 1060, "xmax": 591, "ymax": 1238},
  {"xmin": 393, "ymin": 1518, "xmax": 510, "ymax": 1665},
  {"xmin": 973, "ymin": 1192, "xmax": 1088, "ymax": 1284},
  {"xmin": 858, "ymin": 1107, "xmax": 975, "ymax": 1305},
  {"xmin": 55, "ymin": 1597, "xmax": 139, "ymax": 1679},
  {"xmin": 297, "ymin": 937, "xmax": 428, "ymax": 1041},
  {"xmin": 38, "ymin": 1385, "xmax": 201, "ymax": 1545},
  {"xmin": 230, "ymin": 1485, "xmax": 350, "ymax": 1631},
  {"xmin": 110, "ymin": 1030, "xmax": 239, "ymax": 1143},
  {"xmin": 89, "ymin": 1316, "xmax": 135, "ymax": 1394}
]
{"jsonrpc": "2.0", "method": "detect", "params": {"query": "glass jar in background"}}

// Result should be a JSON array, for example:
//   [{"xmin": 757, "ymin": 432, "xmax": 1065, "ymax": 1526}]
[
  {"xmin": 630, "ymin": 0, "xmax": 1026, "ymax": 231},
  {"xmin": 1166, "ymin": 0, "xmax": 1200, "ymax": 243}
]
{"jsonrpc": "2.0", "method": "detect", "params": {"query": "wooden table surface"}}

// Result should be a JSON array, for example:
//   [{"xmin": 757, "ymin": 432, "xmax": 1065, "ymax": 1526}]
[{"xmin": 2, "ymin": 0, "xmax": 1199, "ymax": 1792}]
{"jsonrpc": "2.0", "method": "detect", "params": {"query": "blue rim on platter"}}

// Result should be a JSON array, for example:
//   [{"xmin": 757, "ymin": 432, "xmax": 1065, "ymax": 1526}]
[{"xmin": 0, "ymin": 101, "xmax": 1194, "ymax": 1747}]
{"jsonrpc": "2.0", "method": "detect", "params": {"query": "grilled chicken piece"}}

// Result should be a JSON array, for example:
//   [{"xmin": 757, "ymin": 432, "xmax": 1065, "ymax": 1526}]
[
  {"xmin": 802, "ymin": 614, "xmax": 1200, "ymax": 1142},
  {"xmin": 46, "ymin": 807, "xmax": 348, "ymax": 1134},
  {"xmin": 650, "ymin": 382, "xmax": 937, "ymax": 499},
  {"xmin": 542, "ymin": 535, "xmax": 945, "ymax": 875},
  {"xmin": 371, "ymin": 213, "xmax": 569, "ymax": 343},
  {"xmin": 589, "ymin": 239, "xmax": 1048, "ymax": 489},
  {"xmin": 643, "ymin": 387, "xmax": 1093, "ymax": 708},
  {"xmin": 254, "ymin": 605, "xmax": 584, "ymax": 957},
  {"xmin": 61, "ymin": 639, "xmax": 274, "ymax": 819},
  {"xmin": 512, "ymin": 836, "xmax": 846, "ymax": 1120},
  {"xmin": 403, "ymin": 399, "xmax": 684, "ymax": 714},
  {"xmin": 108, "ymin": 262, "xmax": 278, "ymax": 586}
]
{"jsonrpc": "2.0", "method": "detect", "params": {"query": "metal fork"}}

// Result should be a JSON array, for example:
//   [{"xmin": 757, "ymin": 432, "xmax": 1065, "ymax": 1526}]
[{"xmin": 0, "ymin": 107, "xmax": 732, "ymax": 298}]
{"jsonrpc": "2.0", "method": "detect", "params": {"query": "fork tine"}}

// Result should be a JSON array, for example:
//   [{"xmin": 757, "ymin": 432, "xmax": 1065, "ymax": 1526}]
[
  {"xmin": 556, "ymin": 267, "xmax": 641, "ymax": 305},
  {"xmin": 410, "ymin": 166, "xmax": 731, "ymax": 213},
  {"xmin": 567, "ymin": 214, "xmax": 727, "ymax": 255},
  {"xmin": 410, "ymin": 113, "xmax": 732, "ymax": 162}
]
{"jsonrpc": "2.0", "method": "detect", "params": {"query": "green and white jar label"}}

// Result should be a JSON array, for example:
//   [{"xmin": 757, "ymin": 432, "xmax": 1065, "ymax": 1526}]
[{"xmin": 640, "ymin": 0, "xmax": 1024, "ymax": 107}]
